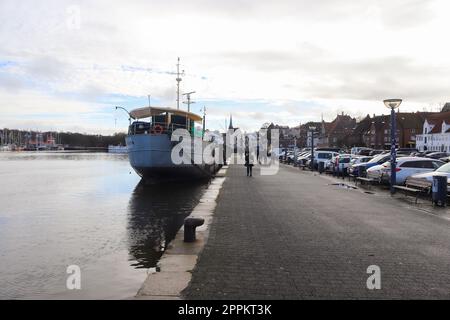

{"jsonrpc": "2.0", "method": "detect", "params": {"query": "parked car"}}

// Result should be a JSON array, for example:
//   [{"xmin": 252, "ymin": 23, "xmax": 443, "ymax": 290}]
[
  {"xmin": 288, "ymin": 150, "xmax": 308, "ymax": 164},
  {"xmin": 366, "ymin": 164, "xmax": 386, "ymax": 182},
  {"xmin": 349, "ymin": 153, "xmax": 390, "ymax": 176},
  {"xmin": 408, "ymin": 162, "xmax": 450, "ymax": 190},
  {"xmin": 295, "ymin": 151, "xmax": 309, "ymax": 161},
  {"xmin": 396, "ymin": 148, "xmax": 418, "ymax": 156},
  {"xmin": 350, "ymin": 156, "xmax": 373, "ymax": 165},
  {"xmin": 278, "ymin": 150, "xmax": 287, "ymax": 161},
  {"xmin": 411, "ymin": 151, "xmax": 434, "ymax": 157},
  {"xmin": 297, "ymin": 152, "xmax": 311, "ymax": 165},
  {"xmin": 281, "ymin": 150, "xmax": 292, "ymax": 162},
  {"xmin": 312, "ymin": 151, "xmax": 339, "ymax": 169},
  {"xmin": 368, "ymin": 150, "xmax": 384, "ymax": 156},
  {"xmin": 376, "ymin": 157, "xmax": 445, "ymax": 185},
  {"xmin": 286, "ymin": 152, "xmax": 295, "ymax": 164},
  {"xmin": 357, "ymin": 149, "xmax": 373, "ymax": 156},
  {"xmin": 348, "ymin": 156, "xmax": 372, "ymax": 175},
  {"xmin": 425, "ymin": 152, "xmax": 449, "ymax": 159},
  {"xmin": 351, "ymin": 147, "xmax": 372, "ymax": 155},
  {"xmin": 334, "ymin": 154, "xmax": 352, "ymax": 173},
  {"xmin": 316, "ymin": 147, "xmax": 341, "ymax": 153}
]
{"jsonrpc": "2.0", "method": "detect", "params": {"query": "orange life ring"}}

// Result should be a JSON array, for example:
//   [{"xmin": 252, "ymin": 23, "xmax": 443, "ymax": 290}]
[{"xmin": 153, "ymin": 125, "xmax": 163, "ymax": 134}]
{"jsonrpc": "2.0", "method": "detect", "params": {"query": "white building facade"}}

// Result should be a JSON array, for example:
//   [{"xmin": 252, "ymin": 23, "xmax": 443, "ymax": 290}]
[{"xmin": 416, "ymin": 118, "xmax": 450, "ymax": 152}]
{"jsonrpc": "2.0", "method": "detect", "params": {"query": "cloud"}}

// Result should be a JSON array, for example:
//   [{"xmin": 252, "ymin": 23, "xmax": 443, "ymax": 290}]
[{"xmin": 0, "ymin": 0, "xmax": 449, "ymax": 133}]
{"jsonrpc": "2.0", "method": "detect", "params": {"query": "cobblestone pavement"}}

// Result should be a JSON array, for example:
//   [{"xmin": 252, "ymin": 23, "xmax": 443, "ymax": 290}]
[{"xmin": 183, "ymin": 164, "xmax": 450, "ymax": 299}]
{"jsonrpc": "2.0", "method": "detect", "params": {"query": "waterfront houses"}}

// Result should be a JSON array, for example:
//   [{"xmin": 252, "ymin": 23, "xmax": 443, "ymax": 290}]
[
  {"xmin": 354, "ymin": 112, "xmax": 431, "ymax": 150},
  {"xmin": 270, "ymin": 105, "xmax": 450, "ymax": 150},
  {"xmin": 416, "ymin": 111, "xmax": 450, "ymax": 152},
  {"xmin": 319, "ymin": 113, "xmax": 356, "ymax": 148}
]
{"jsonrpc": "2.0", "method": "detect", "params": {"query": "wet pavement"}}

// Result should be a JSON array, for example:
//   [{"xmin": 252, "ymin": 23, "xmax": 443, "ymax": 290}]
[{"xmin": 183, "ymin": 164, "xmax": 450, "ymax": 299}]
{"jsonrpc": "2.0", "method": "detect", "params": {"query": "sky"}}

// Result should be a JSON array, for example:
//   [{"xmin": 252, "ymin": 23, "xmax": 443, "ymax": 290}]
[{"xmin": 1, "ymin": 0, "xmax": 450, "ymax": 134}]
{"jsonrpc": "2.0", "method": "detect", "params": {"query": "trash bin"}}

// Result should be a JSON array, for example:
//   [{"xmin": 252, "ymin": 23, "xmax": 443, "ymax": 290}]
[
  {"xmin": 318, "ymin": 162, "xmax": 325, "ymax": 174},
  {"xmin": 432, "ymin": 175, "xmax": 447, "ymax": 207}
]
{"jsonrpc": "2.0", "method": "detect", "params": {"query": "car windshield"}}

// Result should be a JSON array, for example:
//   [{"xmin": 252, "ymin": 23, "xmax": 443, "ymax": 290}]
[
  {"xmin": 318, "ymin": 153, "xmax": 332, "ymax": 159},
  {"xmin": 368, "ymin": 153, "xmax": 387, "ymax": 163},
  {"xmin": 436, "ymin": 163, "xmax": 450, "ymax": 173}
]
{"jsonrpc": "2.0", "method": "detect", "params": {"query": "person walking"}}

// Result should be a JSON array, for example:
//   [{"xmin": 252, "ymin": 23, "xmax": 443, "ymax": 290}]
[{"xmin": 245, "ymin": 150, "xmax": 254, "ymax": 177}]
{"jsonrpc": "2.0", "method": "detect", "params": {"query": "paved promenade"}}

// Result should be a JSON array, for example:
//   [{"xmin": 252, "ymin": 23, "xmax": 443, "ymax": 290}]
[{"xmin": 183, "ymin": 164, "xmax": 450, "ymax": 299}]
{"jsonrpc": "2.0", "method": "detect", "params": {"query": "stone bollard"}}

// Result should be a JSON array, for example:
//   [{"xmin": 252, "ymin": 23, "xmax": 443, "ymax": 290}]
[{"xmin": 184, "ymin": 217, "xmax": 205, "ymax": 242}]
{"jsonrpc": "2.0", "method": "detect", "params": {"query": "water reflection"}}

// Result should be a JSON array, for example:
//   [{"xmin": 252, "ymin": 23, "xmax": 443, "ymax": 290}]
[
  {"xmin": 127, "ymin": 180, "xmax": 207, "ymax": 269},
  {"xmin": 0, "ymin": 151, "xmax": 128, "ymax": 162}
]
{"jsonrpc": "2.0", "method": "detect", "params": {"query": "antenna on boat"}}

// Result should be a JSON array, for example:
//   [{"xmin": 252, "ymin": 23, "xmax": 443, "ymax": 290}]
[
  {"xmin": 183, "ymin": 91, "xmax": 196, "ymax": 112},
  {"xmin": 148, "ymin": 94, "xmax": 151, "ymax": 120},
  {"xmin": 202, "ymin": 106, "xmax": 206, "ymax": 138},
  {"xmin": 176, "ymin": 57, "xmax": 185, "ymax": 110}
]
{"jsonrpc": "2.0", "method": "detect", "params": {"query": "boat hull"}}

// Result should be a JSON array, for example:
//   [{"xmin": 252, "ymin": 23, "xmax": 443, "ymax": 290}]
[{"xmin": 126, "ymin": 134, "xmax": 219, "ymax": 181}]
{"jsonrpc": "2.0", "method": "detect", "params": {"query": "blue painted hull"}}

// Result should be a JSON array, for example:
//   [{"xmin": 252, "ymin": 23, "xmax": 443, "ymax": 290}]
[{"xmin": 126, "ymin": 134, "xmax": 218, "ymax": 181}]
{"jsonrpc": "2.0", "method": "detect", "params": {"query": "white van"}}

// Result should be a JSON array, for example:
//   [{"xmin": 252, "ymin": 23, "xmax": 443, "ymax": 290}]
[{"xmin": 314, "ymin": 151, "xmax": 339, "ymax": 169}]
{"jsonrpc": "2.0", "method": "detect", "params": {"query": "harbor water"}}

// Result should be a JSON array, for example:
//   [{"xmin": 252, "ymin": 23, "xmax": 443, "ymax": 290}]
[{"xmin": 0, "ymin": 152, "xmax": 207, "ymax": 299}]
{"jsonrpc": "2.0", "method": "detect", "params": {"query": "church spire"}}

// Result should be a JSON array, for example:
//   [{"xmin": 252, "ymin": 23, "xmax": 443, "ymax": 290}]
[{"xmin": 228, "ymin": 114, "xmax": 234, "ymax": 130}]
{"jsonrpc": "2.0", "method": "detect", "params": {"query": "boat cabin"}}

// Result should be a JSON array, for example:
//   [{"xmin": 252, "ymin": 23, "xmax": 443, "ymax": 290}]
[{"xmin": 128, "ymin": 107, "xmax": 203, "ymax": 136}]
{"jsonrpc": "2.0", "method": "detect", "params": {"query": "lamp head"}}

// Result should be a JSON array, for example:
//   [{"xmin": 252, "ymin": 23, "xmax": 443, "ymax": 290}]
[{"xmin": 383, "ymin": 99, "xmax": 402, "ymax": 109}]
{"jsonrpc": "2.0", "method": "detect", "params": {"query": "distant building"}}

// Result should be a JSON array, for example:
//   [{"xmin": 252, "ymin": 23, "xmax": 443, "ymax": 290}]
[
  {"xmin": 265, "ymin": 123, "xmax": 301, "ymax": 148},
  {"xmin": 299, "ymin": 121, "xmax": 325, "ymax": 148},
  {"xmin": 416, "ymin": 111, "xmax": 450, "ymax": 152},
  {"xmin": 440, "ymin": 102, "xmax": 450, "ymax": 113},
  {"xmin": 228, "ymin": 114, "xmax": 238, "ymax": 131},
  {"xmin": 321, "ymin": 113, "xmax": 356, "ymax": 147},
  {"xmin": 297, "ymin": 113, "xmax": 355, "ymax": 148},
  {"xmin": 348, "ymin": 112, "xmax": 432, "ymax": 149}
]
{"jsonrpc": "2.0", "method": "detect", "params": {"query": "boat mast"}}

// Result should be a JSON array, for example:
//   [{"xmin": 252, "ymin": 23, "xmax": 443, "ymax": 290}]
[
  {"xmin": 176, "ymin": 57, "xmax": 183, "ymax": 110},
  {"xmin": 202, "ymin": 106, "xmax": 206, "ymax": 138},
  {"xmin": 183, "ymin": 91, "xmax": 196, "ymax": 113}
]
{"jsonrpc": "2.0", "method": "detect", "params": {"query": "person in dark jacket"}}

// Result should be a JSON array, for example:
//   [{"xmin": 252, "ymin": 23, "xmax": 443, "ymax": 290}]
[{"xmin": 245, "ymin": 150, "xmax": 254, "ymax": 177}]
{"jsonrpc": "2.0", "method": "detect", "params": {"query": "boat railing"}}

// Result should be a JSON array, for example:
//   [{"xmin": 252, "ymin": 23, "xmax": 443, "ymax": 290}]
[{"xmin": 129, "ymin": 121, "xmax": 194, "ymax": 136}]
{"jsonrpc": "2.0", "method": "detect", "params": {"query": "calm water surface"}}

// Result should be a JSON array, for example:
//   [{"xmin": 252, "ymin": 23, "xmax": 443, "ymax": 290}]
[{"xmin": 0, "ymin": 152, "xmax": 207, "ymax": 299}]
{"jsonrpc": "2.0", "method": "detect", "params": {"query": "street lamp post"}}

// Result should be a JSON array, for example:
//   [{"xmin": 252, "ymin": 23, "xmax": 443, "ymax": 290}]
[
  {"xmin": 309, "ymin": 126, "xmax": 316, "ymax": 170},
  {"xmin": 383, "ymin": 99, "xmax": 402, "ymax": 194}
]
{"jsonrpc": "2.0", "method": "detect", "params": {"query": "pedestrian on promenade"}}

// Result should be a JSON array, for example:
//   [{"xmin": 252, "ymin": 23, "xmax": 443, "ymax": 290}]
[{"xmin": 245, "ymin": 150, "xmax": 254, "ymax": 177}]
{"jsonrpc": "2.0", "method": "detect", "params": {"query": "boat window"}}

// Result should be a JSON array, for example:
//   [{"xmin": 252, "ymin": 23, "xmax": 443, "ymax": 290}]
[
  {"xmin": 153, "ymin": 114, "xmax": 166, "ymax": 125},
  {"xmin": 171, "ymin": 115, "xmax": 188, "ymax": 129},
  {"xmin": 129, "ymin": 122, "xmax": 151, "ymax": 135}
]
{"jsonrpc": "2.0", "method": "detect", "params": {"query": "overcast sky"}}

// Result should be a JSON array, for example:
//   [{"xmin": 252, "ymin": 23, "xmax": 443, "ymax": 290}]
[{"xmin": 1, "ymin": 0, "xmax": 450, "ymax": 134}]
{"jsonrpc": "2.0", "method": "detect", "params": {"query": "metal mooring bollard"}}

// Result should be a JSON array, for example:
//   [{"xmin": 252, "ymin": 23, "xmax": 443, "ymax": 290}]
[{"xmin": 184, "ymin": 217, "xmax": 205, "ymax": 242}]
